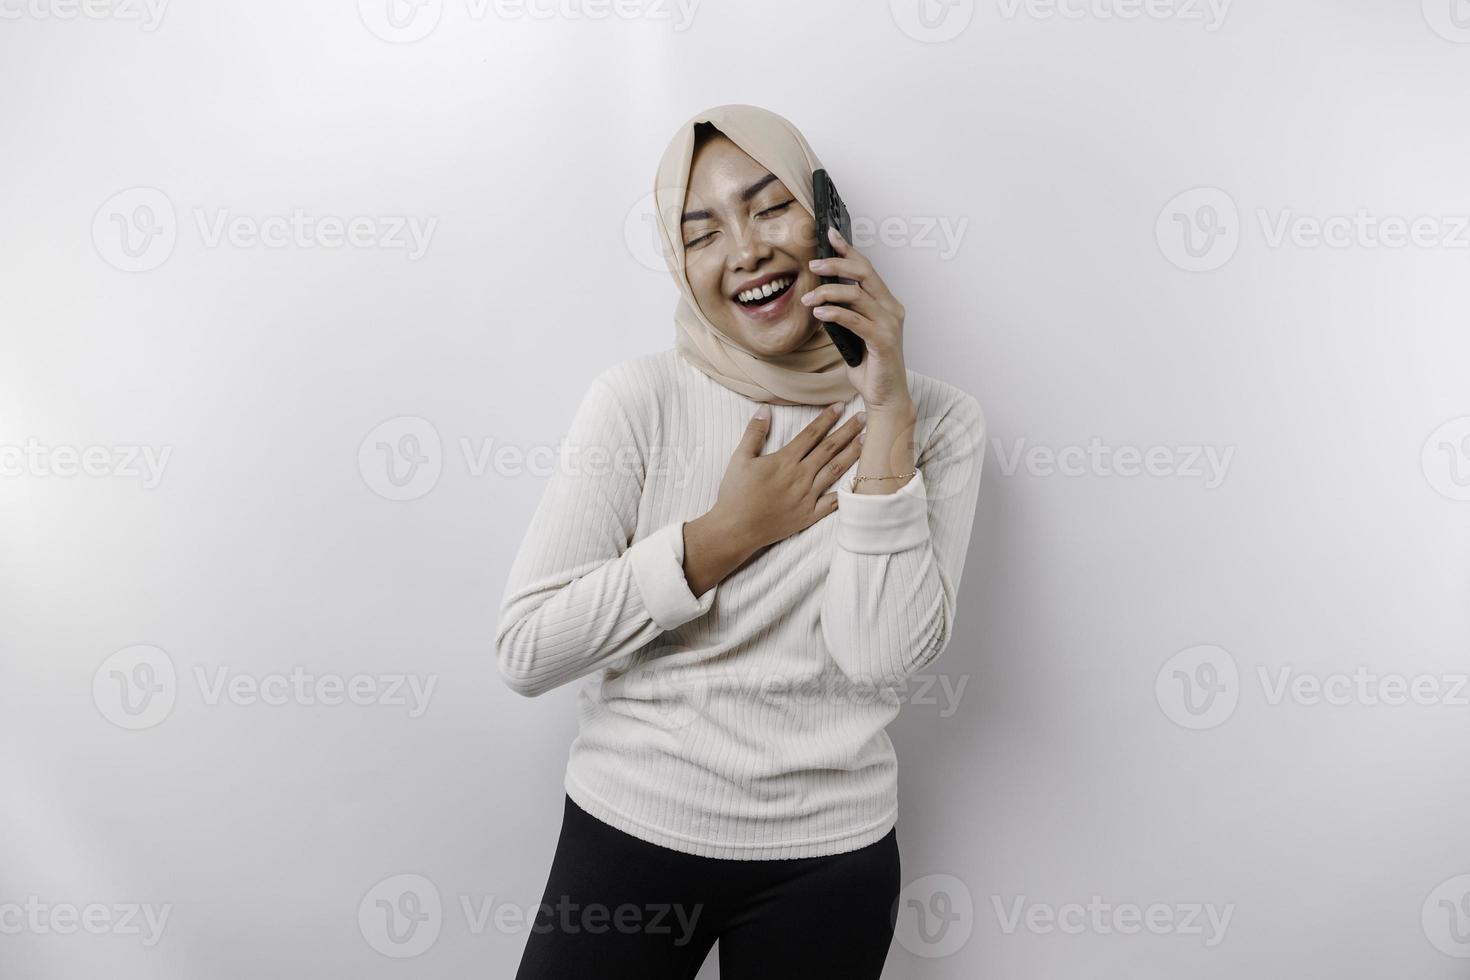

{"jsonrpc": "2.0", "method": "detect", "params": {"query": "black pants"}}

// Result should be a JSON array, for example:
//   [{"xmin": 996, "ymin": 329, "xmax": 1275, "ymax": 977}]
[{"xmin": 514, "ymin": 794, "xmax": 901, "ymax": 979}]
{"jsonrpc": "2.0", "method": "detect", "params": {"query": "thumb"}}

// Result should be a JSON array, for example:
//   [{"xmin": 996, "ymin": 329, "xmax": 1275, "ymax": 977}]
[{"xmin": 736, "ymin": 404, "xmax": 771, "ymax": 457}]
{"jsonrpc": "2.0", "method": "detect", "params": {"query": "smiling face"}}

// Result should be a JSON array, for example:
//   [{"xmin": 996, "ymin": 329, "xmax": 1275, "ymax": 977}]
[{"xmin": 679, "ymin": 128, "xmax": 822, "ymax": 356}]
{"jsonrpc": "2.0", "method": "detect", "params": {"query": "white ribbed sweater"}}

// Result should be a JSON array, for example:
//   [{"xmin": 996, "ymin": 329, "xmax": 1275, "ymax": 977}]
[{"xmin": 495, "ymin": 348, "xmax": 986, "ymax": 859}]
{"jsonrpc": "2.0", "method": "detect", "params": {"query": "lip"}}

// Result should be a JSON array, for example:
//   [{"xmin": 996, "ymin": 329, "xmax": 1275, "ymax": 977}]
[
  {"xmin": 730, "ymin": 271, "xmax": 800, "ymax": 323},
  {"xmin": 730, "ymin": 271, "xmax": 796, "ymax": 299}
]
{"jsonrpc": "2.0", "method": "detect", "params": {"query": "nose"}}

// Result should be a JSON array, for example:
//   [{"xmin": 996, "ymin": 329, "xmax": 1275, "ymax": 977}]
[{"xmin": 731, "ymin": 217, "xmax": 773, "ymax": 272}]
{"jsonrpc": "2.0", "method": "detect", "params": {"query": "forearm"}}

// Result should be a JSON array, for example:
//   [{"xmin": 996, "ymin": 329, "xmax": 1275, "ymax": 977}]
[
  {"xmin": 497, "ymin": 553, "xmax": 666, "ymax": 696},
  {"xmin": 821, "ymin": 392, "xmax": 987, "ymax": 688},
  {"xmin": 822, "ymin": 543, "xmax": 953, "ymax": 687},
  {"xmin": 681, "ymin": 511, "xmax": 760, "ymax": 597}
]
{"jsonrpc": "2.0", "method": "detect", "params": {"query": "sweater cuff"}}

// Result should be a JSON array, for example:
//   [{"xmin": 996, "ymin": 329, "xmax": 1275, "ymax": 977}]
[
  {"xmin": 628, "ymin": 521, "xmax": 716, "ymax": 631},
  {"xmin": 834, "ymin": 468, "xmax": 930, "ymax": 554}
]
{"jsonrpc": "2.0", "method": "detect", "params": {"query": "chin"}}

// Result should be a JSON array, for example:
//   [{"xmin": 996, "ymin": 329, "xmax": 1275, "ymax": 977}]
[{"xmin": 740, "ymin": 316, "xmax": 817, "ymax": 355}]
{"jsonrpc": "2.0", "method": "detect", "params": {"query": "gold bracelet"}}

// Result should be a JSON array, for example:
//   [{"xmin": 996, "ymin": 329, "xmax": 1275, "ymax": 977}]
[{"xmin": 849, "ymin": 469, "xmax": 917, "ymax": 492}]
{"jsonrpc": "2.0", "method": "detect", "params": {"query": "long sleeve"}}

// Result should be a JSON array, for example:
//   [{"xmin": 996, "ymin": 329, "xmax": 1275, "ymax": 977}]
[
  {"xmin": 494, "ymin": 376, "xmax": 717, "ymax": 697},
  {"xmin": 819, "ymin": 393, "xmax": 986, "ymax": 689}
]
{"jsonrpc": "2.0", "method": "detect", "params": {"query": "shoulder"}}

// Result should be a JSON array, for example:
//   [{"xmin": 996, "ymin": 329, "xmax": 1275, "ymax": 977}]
[
  {"xmin": 591, "ymin": 349, "xmax": 680, "ymax": 392},
  {"xmin": 580, "ymin": 349, "xmax": 685, "ymax": 426},
  {"xmin": 905, "ymin": 367, "xmax": 986, "ymax": 449}
]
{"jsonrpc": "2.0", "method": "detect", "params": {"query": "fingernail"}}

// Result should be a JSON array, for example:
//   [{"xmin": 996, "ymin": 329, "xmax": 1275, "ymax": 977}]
[
  {"xmin": 755, "ymin": 404, "xmax": 770, "ymax": 420},
  {"xmin": 858, "ymin": 431, "xmax": 867, "ymax": 444},
  {"xmin": 856, "ymin": 411, "xmax": 866, "ymax": 424},
  {"xmin": 800, "ymin": 292, "xmax": 813, "ymax": 304},
  {"xmin": 814, "ymin": 307, "xmax": 832, "ymax": 318},
  {"xmin": 809, "ymin": 259, "xmax": 824, "ymax": 270},
  {"xmin": 828, "ymin": 401, "xmax": 845, "ymax": 414}
]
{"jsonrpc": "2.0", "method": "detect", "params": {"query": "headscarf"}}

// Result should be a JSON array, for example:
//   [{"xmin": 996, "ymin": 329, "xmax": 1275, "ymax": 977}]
[{"xmin": 653, "ymin": 104, "xmax": 858, "ymax": 407}]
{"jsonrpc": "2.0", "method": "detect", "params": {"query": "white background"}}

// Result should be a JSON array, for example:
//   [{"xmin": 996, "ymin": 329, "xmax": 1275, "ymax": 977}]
[{"xmin": 3, "ymin": 0, "xmax": 1470, "ymax": 976}]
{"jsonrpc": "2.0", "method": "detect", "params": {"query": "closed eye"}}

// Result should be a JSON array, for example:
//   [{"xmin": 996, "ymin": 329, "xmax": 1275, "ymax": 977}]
[{"xmin": 683, "ymin": 201, "xmax": 794, "ymax": 249}]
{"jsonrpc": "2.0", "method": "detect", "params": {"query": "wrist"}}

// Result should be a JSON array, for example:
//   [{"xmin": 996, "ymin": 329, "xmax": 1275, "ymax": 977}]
[
  {"xmin": 864, "ymin": 397, "xmax": 917, "ymax": 426},
  {"xmin": 854, "ymin": 403, "xmax": 918, "ymax": 494},
  {"xmin": 688, "ymin": 509, "xmax": 761, "ymax": 562}
]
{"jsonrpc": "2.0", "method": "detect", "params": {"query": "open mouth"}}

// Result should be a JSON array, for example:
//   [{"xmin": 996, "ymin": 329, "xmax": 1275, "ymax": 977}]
[{"xmin": 734, "ymin": 275, "xmax": 796, "ymax": 309}]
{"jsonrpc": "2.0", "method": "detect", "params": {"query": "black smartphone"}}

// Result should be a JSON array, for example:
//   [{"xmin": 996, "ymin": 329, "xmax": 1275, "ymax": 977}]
[{"xmin": 812, "ymin": 168, "xmax": 865, "ymax": 367}]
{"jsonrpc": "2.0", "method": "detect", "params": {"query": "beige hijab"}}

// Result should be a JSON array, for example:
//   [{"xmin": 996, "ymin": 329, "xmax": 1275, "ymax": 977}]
[{"xmin": 654, "ymin": 104, "xmax": 858, "ymax": 407}]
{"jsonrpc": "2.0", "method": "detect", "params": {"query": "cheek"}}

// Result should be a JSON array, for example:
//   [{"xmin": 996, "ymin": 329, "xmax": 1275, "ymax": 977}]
[
  {"xmin": 685, "ymin": 252, "xmax": 728, "ymax": 308},
  {"xmin": 771, "ymin": 213, "xmax": 816, "ymax": 258}
]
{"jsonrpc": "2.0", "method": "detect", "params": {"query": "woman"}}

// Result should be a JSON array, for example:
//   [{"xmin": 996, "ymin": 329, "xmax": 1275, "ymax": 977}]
[{"xmin": 497, "ymin": 103, "xmax": 986, "ymax": 979}]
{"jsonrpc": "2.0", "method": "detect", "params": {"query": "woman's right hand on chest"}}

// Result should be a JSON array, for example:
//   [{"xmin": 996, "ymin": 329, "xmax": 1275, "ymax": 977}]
[{"xmin": 710, "ymin": 402, "xmax": 867, "ymax": 552}]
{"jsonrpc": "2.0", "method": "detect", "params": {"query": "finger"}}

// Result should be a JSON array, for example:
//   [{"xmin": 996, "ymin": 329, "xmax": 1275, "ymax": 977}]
[
  {"xmin": 810, "ymin": 252, "xmax": 901, "ymax": 309},
  {"xmin": 736, "ymin": 405, "xmax": 772, "ymax": 457},
  {"xmin": 808, "ymin": 256, "xmax": 870, "ymax": 289},
  {"xmin": 811, "ymin": 491, "xmax": 838, "ymax": 523},
  {"xmin": 800, "ymin": 412, "xmax": 865, "ymax": 470},
  {"xmin": 812, "ymin": 303, "xmax": 877, "ymax": 342},
  {"xmin": 826, "ymin": 224, "xmax": 852, "ymax": 256},
  {"xmin": 816, "ymin": 431, "xmax": 867, "ymax": 493},
  {"xmin": 799, "ymin": 281, "xmax": 874, "ymax": 315},
  {"xmin": 781, "ymin": 401, "xmax": 848, "ymax": 460},
  {"xmin": 810, "ymin": 244, "xmax": 874, "ymax": 279}
]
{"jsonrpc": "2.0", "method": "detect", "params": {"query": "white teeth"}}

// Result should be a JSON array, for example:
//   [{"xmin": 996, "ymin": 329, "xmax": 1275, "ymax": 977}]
[{"xmin": 737, "ymin": 276, "xmax": 792, "ymax": 305}]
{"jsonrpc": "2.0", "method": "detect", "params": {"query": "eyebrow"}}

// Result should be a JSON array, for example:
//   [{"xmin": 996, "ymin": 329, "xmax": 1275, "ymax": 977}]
[{"xmin": 680, "ymin": 173, "xmax": 780, "ymax": 224}]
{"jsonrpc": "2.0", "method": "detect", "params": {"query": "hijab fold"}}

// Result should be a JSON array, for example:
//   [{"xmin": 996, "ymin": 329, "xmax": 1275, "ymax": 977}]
[{"xmin": 653, "ymin": 104, "xmax": 858, "ymax": 407}]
